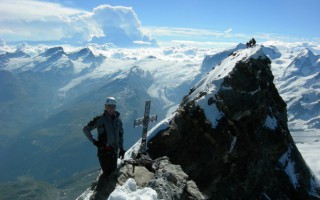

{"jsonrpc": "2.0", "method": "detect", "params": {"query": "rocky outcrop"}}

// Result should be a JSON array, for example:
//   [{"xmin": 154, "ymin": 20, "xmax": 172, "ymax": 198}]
[
  {"xmin": 80, "ymin": 156, "xmax": 205, "ymax": 200},
  {"xmin": 148, "ymin": 47, "xmax": 320, "ymax": 199}
]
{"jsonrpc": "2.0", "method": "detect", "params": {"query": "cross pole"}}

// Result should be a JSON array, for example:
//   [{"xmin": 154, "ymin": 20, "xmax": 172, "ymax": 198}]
[{"xmin": 133, "ymin": 100, "xmax": 157, "ymax": 154}]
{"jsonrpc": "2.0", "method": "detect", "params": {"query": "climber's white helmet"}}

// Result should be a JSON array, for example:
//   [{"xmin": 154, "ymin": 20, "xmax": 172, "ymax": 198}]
[{"xmin": 105, "ymin": 97, "xmax": 116, "ymax": 107}]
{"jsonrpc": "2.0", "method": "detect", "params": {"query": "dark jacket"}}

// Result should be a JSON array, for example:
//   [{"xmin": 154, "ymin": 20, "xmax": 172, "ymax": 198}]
[{"xmin": 83, "ymin": 111, "xmax": 124, "ymax": 150}]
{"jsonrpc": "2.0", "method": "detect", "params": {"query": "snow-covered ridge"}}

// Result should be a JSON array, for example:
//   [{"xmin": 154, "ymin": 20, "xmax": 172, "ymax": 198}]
[
  {"xmin": 189, "ymin": 45, "xmax": 266, "ymax": 101},
  {"xmin": 283, "ymin": 48, "xmax": 320, "ymax": 78},
  {"xmin": 186, "ymin": 45, "xmax": 267, "ymax": 127},
  {"xmin": 0, "ymin": 46, "xmax": 104, "ymax": 74}
]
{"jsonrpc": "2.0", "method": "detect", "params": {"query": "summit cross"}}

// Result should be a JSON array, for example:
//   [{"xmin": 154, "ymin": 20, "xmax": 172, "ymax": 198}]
[{"xmin": 133, "ymin": 100, "xmax": 157, "ymax": 154}]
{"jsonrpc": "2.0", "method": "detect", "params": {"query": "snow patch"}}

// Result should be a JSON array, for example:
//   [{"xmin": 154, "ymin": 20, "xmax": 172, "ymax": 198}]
[
  {"xmin": 261, "ymin": 193, "xmax": 271, "ymax": 200},
  {"xmin": 76, "ymin": 188, "xmax": 94, "ymax": 200},
  {"xmin": 124, "ymin": 113, "xmax": 176, "ymax": 159},
  {"xmin": 148, "ymin": 113, "xmax": 175, "ymax": 139},
  {"xmin": 309, "ymin": 177, "xmax": 320, "ymax": 198},
  {"xmin": 264, "ymin": 115, "xmax": 278, "ymax": 130},
  {"xmin": 229, "ymin": 136, "xmax": 237, "ymax": 153},
  {"xmin": 249, "ymin": 87, "xmax": 260, "ymax": 95},
  {"xmin": 108, "ymin": 178, "xmax": 157, "ymax": 200},
  {"xmin": 279, "ymin": 148, "xmax": 299, "ymax": 189},
  {"xmin": 195, "ymin": 95, "xmax": 223, "ymax": 128}
]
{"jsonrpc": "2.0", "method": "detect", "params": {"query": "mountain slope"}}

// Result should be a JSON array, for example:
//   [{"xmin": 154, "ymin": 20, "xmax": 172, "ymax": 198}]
[
  {"xmin": 0, "ymin": 176, "xmax": 59, "ymax": 200},
  {"xmin": 0, "ymin": 65, "xmax": 166, "ymax": 183},
  {"xmin": 1, "ymin": 45, "xmax": 189, "ymax": 184},
  {"xmin": 200, "ymin": 43, "xmax": 246, "ymax": 72},
  {"xmin": 277, "ymin": 48, "xmax": 320, "ymax": 131}
]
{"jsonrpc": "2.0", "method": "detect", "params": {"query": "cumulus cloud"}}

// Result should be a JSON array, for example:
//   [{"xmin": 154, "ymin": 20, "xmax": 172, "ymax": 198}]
[
  {"xmin": 88, "ymin": 5, "xmax": 157, "ymax": 47},
  {"xmin": 0, "ymin": 0, "xmax": 158, "ymax": 47}
]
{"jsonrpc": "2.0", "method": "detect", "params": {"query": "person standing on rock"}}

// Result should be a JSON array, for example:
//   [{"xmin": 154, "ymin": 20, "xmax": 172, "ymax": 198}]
[{"xmin": 83, "ymin": 97, "xmax": 126, "ymax": 177}]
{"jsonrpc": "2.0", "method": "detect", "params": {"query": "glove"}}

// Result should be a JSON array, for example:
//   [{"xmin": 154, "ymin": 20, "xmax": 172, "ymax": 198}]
[
  {"xmin": 119, "ymin": 148, "xmax": 125, "ymax": 159},
  {"xmin": 93, "ymin": 140, "xmax": 100, "ymax": 147}
]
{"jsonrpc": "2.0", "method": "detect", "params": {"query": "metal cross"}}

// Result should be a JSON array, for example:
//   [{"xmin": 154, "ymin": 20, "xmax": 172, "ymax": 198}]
[{"xmin": 134, "ymin": 100, "xmax": 157, "ymax": 154}]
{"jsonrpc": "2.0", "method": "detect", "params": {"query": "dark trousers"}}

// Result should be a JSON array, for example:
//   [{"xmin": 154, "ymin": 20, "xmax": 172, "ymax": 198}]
[{"xmin": 97, "ymin": 148, "xmax": 118, "ymax": 177}]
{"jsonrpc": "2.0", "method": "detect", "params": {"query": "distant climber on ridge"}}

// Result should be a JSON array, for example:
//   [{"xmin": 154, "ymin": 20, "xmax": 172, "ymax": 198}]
[
  {"xmin": 83, "ymin": 97, "xmax": 126, "ymax": 178},
  {"xmin": 246, "ymin": 38, "xmax": 256, "ymax": 48}
]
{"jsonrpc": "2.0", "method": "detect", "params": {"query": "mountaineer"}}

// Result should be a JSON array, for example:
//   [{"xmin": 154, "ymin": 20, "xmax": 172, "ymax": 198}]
[{"xmin": 83, "ymin": 97, "xmax": 125, "ymax": 177}]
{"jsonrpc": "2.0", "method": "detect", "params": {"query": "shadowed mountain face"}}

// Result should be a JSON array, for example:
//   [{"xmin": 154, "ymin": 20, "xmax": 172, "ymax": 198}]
[{"xmin": 148, "ymin": 49, "xmax": 320, "ymax": 199}]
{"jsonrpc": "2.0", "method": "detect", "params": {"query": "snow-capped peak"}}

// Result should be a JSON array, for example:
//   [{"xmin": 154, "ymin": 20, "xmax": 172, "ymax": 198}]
[
  {"xmin": 234, "ymin": 43, "xmax": 247, "ymax": 50},
  {"xmin": 68, "ymin": 47, "xmax": 94, "ymax": 60},
  {"xmin": 128, "ymin": 65, "xmax": 150, "ymax": 78},
  {"xmin": 189, "ymin": 45, "xmax": 266, "ymax": 102},
  {"xmin": 298, "ymin": 48, "xmax": 317, "ymax": 61},
  {"xmin": 40, "ymin": 46, "xmax": 65, "ymax": 57},
  {"xmin": 184, "ymin": 45, "xmax": 268, "ymax": 128},
  {"xmin": 282, "ymin": 48, "xmax": 320, "ymax": 78}
]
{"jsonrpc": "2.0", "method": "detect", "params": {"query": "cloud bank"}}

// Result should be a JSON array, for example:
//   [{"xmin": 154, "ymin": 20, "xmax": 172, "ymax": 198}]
[
  {"xmin": 142, "ymin": 26, "xmax": 320, "ymax": 48},
  {"xmin": 0, "ymin": 0, "xmax": 158, "ymax": 47}
]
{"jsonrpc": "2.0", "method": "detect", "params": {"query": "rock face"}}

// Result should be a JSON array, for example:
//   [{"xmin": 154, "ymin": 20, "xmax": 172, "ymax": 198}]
[{"xmin": 148, "ymin": 47, "xmax": 320, "ymax": 199}]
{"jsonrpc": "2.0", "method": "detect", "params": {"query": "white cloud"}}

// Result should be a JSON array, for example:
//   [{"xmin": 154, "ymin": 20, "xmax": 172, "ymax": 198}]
[
  {"xmin": 141, "ymin": 26, "xmax": 244, "ymax": 48},
  {"xmin": 142, "ymin": 26, "xmax": 320, "ymax": 48},
  {"xmin": 88, "ymin": 5, "xmax": 157, "ymax": 46},
  {"xmin": 224, "ymin": 28, "xmax": 233, "ymax": 34},
  {"xmin": 0, "ymin": 0, "xmax": 157, "ymax": 47},
  {"xmin": 0, "ymin": 0, "xmax": 83, "ymax": 20},
  {"xmin": 133, "ymin": 41, "xmax": 152, "ymax": 45},
  {"xmin": 142, "ymin": 26, "xmax": 270, "ymax": 42},
  {"xmin": 0, "ymin": 0, "xmax": 85, "ymax": 41},
  {"xmin": 142, "ymin": 27, "xmax": 226, "ymax": 38},
  {"xmin": 169, "ymin": 40, "xmax": 238, "ymax": 49}
]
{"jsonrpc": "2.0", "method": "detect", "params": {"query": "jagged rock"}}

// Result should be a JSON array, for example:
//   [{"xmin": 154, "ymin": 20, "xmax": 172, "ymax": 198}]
[
  {"xmin": 118, "ymin": 165, "xmax": 154, "ymax": 187},
  {"xmin": 86, "ymin": 172, "xmax": 118, "ymax": 200},
  {"xmin": 148, "ymin": 47, "xmax": 320, "ymax": 199},
  {"xmin": 81, "ymin": 156, "xmax": 205, "ymax": 200},
  {"xmin": 186, "ymin": 180, "xmax": 207, "ymax": 200},
  {"xmin": 148, "ymin": 157, "xmax": 206, "ymax": 200}
]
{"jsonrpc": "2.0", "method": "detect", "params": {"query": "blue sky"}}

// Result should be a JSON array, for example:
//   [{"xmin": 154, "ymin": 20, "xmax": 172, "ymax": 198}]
[
  {"xmin": 60, "ymin": 0, "xmax": 319, "ymax": 36},
  {"xmin": 0, "ymin": 0, "xmax": 319, "ymax": 48}
]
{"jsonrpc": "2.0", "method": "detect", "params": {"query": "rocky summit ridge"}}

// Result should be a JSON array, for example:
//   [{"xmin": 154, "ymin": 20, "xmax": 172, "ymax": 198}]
[{"xmin": 79, "ymin": 45, "xmax": 320, "ymax": 200}]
